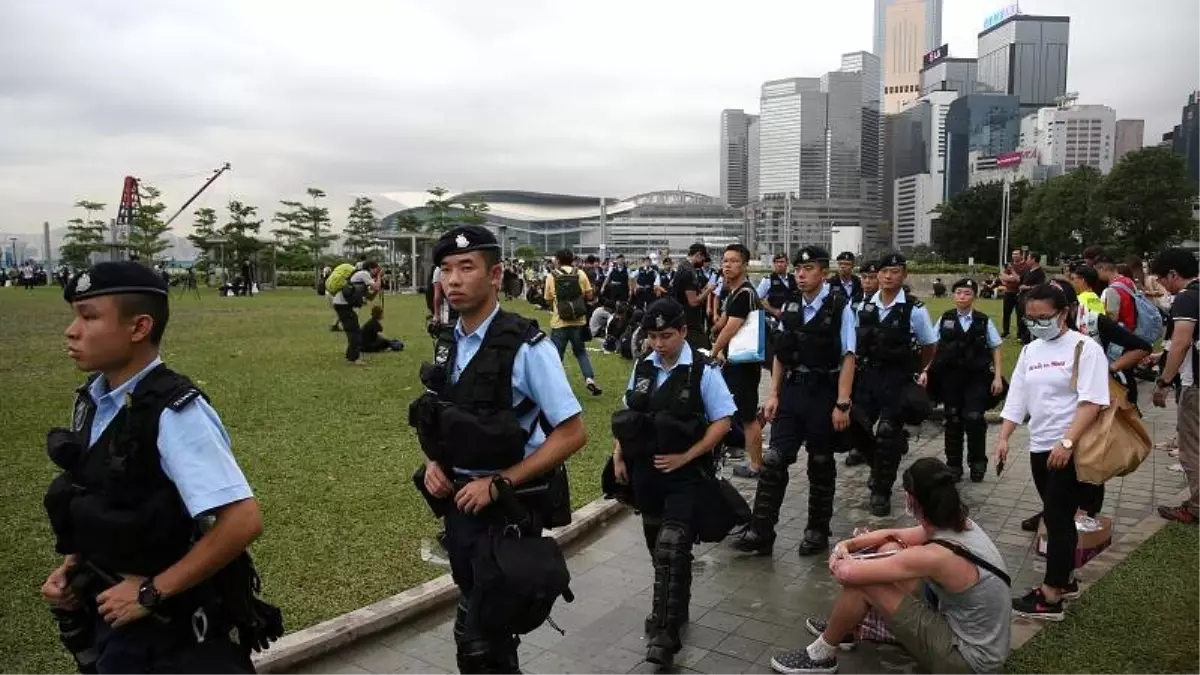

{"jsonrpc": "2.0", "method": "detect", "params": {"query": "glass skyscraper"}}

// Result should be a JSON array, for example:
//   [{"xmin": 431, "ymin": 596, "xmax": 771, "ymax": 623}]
[{"xmin": 943, "ymin": 95, "xmax": 1021, "ymax": 197}]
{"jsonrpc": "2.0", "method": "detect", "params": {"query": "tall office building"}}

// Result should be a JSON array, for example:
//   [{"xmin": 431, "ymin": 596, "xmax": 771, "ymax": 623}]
[
  {"xmin": 747, "ymin": 116, "xmax": 760, "ymax": 204},
  {"xmin": 944, "ymin": 94, "xmax": 1021, "ymax": 198},
  {"xmin": 1024, "ymin": 103, "xmax": 1117, "ymax": 175},
  {"xmin": 1168, "ymin": 91, "xmax": 1200, "ymax": 182},
  {"xmin": 1114, "ymin": 119, "xmax": 1145, "ymax": 163},
  {"xmin": 977, "ymin": 14, "xmax": 1070, "ymax": 113},
  {"xmin": 754, "ymin": 66, "xmax": 879, "ymax": 254},
  {"xmin": 720, "ymin": 109, "xmax": 757, "ymax": 207},
  {"xmin": 888, "ymin": 90, "xmax": 955, "ymax": 248},
  {"xmin": 920, "ymin": 54, "xmax": 985, "ymax": 97},
  {"xmin": 842, "ymin": 51, "xmax": 884, "ymax": 231},
  {"xmin": 874, "ymin": 0, "xmax": 944, "ymax": 114}
]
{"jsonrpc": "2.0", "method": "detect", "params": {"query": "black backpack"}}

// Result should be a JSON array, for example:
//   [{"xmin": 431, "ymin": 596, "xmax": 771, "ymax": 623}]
[{"xmin": 552, "ymin": 268, "xmax": 587, "ymax": 321}]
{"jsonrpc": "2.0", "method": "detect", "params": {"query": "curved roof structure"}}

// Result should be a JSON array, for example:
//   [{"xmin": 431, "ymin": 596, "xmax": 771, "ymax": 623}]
[
  {"xmin": 377, "ymin": 189, "xmax": 635, "ymax": 223},
  {"xmin": 624, "ymin": 190, "xmax": 720, "ymax": 206}
]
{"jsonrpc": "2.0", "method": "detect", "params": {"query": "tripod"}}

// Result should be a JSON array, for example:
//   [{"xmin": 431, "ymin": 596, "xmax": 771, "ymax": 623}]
[{"xmin": 176, "ymin": 273, "xmax": 201, "ymax": 300}]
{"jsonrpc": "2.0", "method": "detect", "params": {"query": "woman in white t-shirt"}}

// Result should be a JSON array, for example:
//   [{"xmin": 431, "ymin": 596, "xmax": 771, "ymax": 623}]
[{"xmin": 995, "ymin": 283, "xmax": 1110, "ymax": 622}]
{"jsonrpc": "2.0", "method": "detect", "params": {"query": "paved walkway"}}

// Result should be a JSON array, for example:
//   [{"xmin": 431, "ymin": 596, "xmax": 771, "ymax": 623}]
[{"xmin": 296, "ymin": 390, "xmax": 1185, "ymax": 674}]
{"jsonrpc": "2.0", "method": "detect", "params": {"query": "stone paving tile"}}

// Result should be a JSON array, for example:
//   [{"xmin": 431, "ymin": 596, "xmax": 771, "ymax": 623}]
[{"xmin": 298, "ymin": 390, "xmax": 1185, "ymax": 674}]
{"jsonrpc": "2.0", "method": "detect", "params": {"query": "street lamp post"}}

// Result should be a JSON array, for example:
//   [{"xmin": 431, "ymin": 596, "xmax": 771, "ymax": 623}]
[
  {"xmin": 7, "ymin": 236, "xmax": 16, "ymax": 267},
  {"xmin": 498, "ymin": 224, "xmax": 508, "ymax": 259}
]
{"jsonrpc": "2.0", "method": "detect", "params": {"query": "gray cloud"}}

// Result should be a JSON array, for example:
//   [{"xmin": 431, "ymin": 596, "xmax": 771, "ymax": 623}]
[{"xmin": 1, "ymin": 0, "xmax": 1196, "ymax": 235}]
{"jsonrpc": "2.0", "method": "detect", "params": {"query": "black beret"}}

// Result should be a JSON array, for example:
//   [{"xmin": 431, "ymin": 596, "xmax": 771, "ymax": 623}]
[
  {"xmin": 793, "ymin": 245, "xmax": 831, "ymax": 266},
  {"xmin": 432, "ymin": 225, "xmax": 500, "ymax": 266},
  {"xmin": 859, "ymin": 262, "xmax": 879, "ymax": 274},
  {"xmin": 64, "ymin": 261, "xmax": 169, "ymax": 303},
  {"xmin": 836, "ymin": 251, "xmax": 856, "ymax": 262},
  {"xmin": 952, "ymin": 278, "xmax": 978, "ymax": 294},
  {"xmin": 879, "ymin": 252, "xmax": 907, "ymax": 269},
  {"xmin": 641, "ymin": 298, "xmax": 686, "ymax": 332}
]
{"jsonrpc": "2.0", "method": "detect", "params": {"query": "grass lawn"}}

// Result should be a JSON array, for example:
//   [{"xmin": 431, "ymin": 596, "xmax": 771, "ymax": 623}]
[
  {"xmin": 0, "ymin": 285, "xmax": 1012, "ymax": 672},
  {"xmin": 1006, "ymin": 523, "xmax": 1200, "ymax": 674}
]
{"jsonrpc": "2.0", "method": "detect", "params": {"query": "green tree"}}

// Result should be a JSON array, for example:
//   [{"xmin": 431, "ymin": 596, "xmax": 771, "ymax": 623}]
[
  {"xmin": 126, "ymin": 184, "xmax": 173, "ymax": 262},
  {"xmin": 271, "ymin": 188, "xmax": 336, "ymax": 274},
  {"xmin": 343, "ymin": 196, "xmax": 380, "ymax": 257},
  {"xmin": 1099, "ymin": 146, "xmax": 1197, "ymax": 254},
  {"xmin": 394, "ymin": 212, "xmax": 423, "ymax": 233},
  {"xmin": 1012, "ymin": 166, "xmax": 1107, "ymax": 259},
  {"xmin": 420, "ymin": 187, "xmax": 490, "ymax": 232},
  {"xmin": 513, "ymin": 245, "xmax": 540, "ymax": 260},
  {"xmin": 222, "ymin": 200, "xmax": 265, "ymax": 264},
  {"xmin": 60, "ymin": 200, "xmax": 109, "ymax": 267},
  {"xmin": 187, "ymin": 207, "xmax": 218, "ymax": 270},
  {"xmin": 931, "ymin": 180, "xmax": 1030, "ymax": 264}
]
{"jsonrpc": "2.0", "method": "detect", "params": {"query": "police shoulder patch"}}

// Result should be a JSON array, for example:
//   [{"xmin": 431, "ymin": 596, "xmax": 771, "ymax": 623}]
[
  {"xmin": 526, "ymin": 330, "xmax": 546, "ymax": 345},
  {"xmin": 167, "ymin": 388, "xmax": 202, "ymax": 412}
]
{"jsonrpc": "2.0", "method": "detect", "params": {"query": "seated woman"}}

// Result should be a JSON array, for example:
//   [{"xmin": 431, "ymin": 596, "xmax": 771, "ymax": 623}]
[
  {"xmin": 770, "ymin": 457, "xmax": 1011, "ymax": 674},
  {"xmin": 361, "ymin": 305, "xmax": 404, "ymax": 352}
]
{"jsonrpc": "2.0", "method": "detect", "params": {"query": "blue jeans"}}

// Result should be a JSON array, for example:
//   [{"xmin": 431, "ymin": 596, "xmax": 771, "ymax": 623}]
[{"xmin": 551, "ymin": 325, "xmax": 596, "ymax": 380}]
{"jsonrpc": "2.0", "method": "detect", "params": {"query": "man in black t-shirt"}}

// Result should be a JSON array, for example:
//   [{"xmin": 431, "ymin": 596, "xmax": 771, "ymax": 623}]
[
  {"xmin": 1016, "ymin": 253, "xmax": 1047, "ymax": 344},
  {"xmin": 1151, "ymin": 248, "xmax": 1199, "ymax": 524},
  {"xmin": 711, "ymin": 244, "xmax": 764, "ymax": 476},
  {"xmin": 672, "ymin": 243, "xmax": 718, "ymax": 351}
]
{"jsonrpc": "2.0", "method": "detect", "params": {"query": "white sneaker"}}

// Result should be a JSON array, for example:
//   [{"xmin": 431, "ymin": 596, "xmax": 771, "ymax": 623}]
[{"xmin": 1168, "ymin": 463, "xmax": 1184, "ymax": 472}]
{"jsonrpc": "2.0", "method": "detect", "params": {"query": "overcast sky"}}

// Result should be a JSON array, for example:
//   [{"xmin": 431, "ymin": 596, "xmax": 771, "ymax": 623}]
[{"xmin": 2, "ymin": 0, "xmax": 1196, "ymax": 235}]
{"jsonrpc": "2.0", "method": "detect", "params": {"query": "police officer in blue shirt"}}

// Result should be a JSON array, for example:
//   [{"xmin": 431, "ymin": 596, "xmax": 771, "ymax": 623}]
[
  {"xmin": 411, "ymin": 225, "xmax": 587, "ymax": 674},
  {"xmin": 733, "ymin": 246, "xmax": 857, "ymax": 556},
  {"xmin": 41, "ymin": 261, "xmax": 279, "ymax": 674},
  {"xmin": 829, "ymin": 251, "xmax": 864, "ymax": 303},
  {"xmin": 632, "ymin": 256, "xmax": 662, "ymax": 309},
  {"xmin": 925, "ymin": 278, "xmax": 1006, "ymax": 482},
  {"xmin": 853, "ymin": 252, "xmax": 939, "ymax": 516},
  {"xmin": 610, "ymin": 299, "xmax": 737, "ymax": 668}
]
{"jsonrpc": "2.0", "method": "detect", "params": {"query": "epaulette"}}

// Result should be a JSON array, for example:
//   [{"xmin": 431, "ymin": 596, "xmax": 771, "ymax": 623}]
[
  {"xmin": 912, "ymin": 299, "xmax": 925, "ymax": 308},
  {"xmin": 521, "ymin": 317, "xmax": 545, "ymax": 345},
  {"xmin": 167, "ymin": 387, "xmax": 203, "ymax": 412}
]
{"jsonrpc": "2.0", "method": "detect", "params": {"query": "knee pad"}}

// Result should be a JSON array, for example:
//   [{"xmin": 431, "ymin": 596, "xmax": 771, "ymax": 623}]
[
  {"xmin": 943, "ymin": 407, "xmax": 962, "ymax": 427},
  {"xmin": 653, "ymin": 522, "xmax": 690, "ymax": 563},
  {"xmin": 808, "ymin": 452, "xmax": 835, "ymax": 481},
  {"xmin": 759, "ymin": 462, "xmax": 789, "ymax": 489},
  {"xmin": 963, "ymin": 410, "xmax": 986, "ymax": 429},
  {"xmin": 876, "ymin": 418, "xmax": 900, "ymax": 441},
  {"xmin": 763, "ymin": 447, "xmax": 787, "ymax": 469}
]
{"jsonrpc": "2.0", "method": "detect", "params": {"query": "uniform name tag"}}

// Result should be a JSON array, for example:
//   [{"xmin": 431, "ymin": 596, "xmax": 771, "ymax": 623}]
[
  {"xmin": 71, "ymin": 395, "xmax": 89, "ymax": 433},
  {"xmin": 943, "ymin": 319, "xmax": 956, "ymax": 330}
]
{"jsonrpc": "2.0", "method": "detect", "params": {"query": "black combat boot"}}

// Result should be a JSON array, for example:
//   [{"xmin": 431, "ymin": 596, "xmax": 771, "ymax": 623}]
[
  {"xmin": 944, "ymin": 408, "xmax": 965, "ymax": 482},
  {"xmin": 646, "ymin": 523, "xmax": 692, "ymax": 668},
  {"xmin": 731, "ymin": 459, "xmax": 788, "ymax": 555}
]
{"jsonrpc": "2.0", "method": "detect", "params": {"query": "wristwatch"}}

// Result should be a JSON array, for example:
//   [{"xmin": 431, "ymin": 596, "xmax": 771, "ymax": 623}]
[
  {"xmin": 137, "ymin": 578, "xmax": 163, "ymax": 610},
  {"xmin": 835, "ymin": 400, "xmax": 852, "ymax": 412},
  {"xmin": 1060, "ymin": 438, "xmax": 1075, "ymax": 451}
]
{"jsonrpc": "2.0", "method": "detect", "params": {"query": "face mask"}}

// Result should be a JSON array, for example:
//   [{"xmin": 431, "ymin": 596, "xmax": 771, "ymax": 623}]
[{"xmin": 1026, "ymin": 315, "xmax": 1063, "ymax": 341}]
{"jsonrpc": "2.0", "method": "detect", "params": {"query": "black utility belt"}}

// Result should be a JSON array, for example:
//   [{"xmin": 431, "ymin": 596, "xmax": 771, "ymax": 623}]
[
  {"xmin": 784, "ymin": 368, "xmax": 839, "ymax": 385},
  {"xmin": 452, "ymin": 475, "xmax": 551, "ymax": 497}
]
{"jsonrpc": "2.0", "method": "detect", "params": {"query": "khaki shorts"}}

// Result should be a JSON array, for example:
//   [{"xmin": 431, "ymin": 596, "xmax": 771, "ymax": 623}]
[{"xmin": 885, "ymin": 593, "xmax": 974, "ymax": 674}]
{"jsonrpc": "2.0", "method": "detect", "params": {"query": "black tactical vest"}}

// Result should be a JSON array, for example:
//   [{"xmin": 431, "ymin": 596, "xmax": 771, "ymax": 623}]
[
  {"xmin": 857, "ymin": 299, "xmax": 921, "ymax": 371},
  {"xmin": 607, "ymin": 267, "xmax": 629, "ymax": 288},
  {"xmin": 765, "ymin": 273, "xmax": 797, "ymax": 310},
  {"xmin": 45, "ymin": 366, "xmax": 204, "ymax": 577},
  {"xmin": 418, "ymin": 310, "xmax": 548, "ymax": 471},
  {"xmin": 660, "ymin": 268, "xmax": 676, "ymax": 291},
  {"xmin": 617, "ymin": 354, "xmax": 709, "ymax": 457},
  {"xmin": 635, "ymin": 267, "xmax": 657, "ymax": 289},
  {"xmin": 934, "ymin": 309, "xmax": 992, "ymax": 371},
  {"xmin": 775, "ymin": 292, "xmax": 845, "ymax": 371}
]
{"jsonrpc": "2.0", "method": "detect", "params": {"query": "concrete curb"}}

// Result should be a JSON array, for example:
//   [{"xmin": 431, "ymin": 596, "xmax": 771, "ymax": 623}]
[
  {"xmin": 1008, "ymin": 486, "xmax": 1189, "ymax": 651},
  {"xmin": 252, "ymin": 497, "xmax": 627, "ymax": 673}
]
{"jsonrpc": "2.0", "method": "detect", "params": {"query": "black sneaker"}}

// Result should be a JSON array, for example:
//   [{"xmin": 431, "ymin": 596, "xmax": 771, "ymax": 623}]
[
  {"xmin": 797, "ymin": 530, "xmax": 830, "ymax": 557},
  {"xmin": 1012, "ymin": 587, "xmax": 1065, "ymax": 621},
  {"xmin": 1020, "ymin": 512, "xmax": 1042, "ymax": 532},
  {"xmin": 869, "ymin": 494, "xmax": 890, "ymax": 517},
  {"xmin": 731, "ymin": 528, "xmax": 775, "ymax": 555},
  {"xmin": 845, "ymin": 450, "xmax": 866, "ymax": 467},
  {"xmin": 586, "ymin": 381, "xmax": 603, "ymax": 396},
  {"xmin": 969, "ymin": 463, "xmax": 987, "ymax": 483},
  {"xmin": 804, "ymin": 618, "xmax": 855, "ymax": 651},
  {"xmin": 947, "ymin": 465, "xmax": 964, "ymax": 483},
  {"xmin": 1060, "ymin": 579, "xmax": 1081, "ymax": 601},
  {"xmin": 770, "ymin": 647, "xmax": 838, "ymax": 674}
]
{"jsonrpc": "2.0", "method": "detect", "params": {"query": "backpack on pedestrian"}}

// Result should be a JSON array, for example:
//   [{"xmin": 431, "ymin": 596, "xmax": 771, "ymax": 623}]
[
  {"xmin": 324, "ymin": 263, "xmax": 356, "ymax": 298},
  {"xmin": 552, "ymin": 268, "xmax": 587, "ymax": 321},
  {"xmin": 1109, "ymin": 279, "xmax": 1166, "ymax": 346}
]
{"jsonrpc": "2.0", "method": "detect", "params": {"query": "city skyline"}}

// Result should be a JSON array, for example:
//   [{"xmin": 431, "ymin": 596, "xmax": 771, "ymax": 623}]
[{"xmin": 1, "ymin": 0, "xmax": 1197, "ymax": 235}]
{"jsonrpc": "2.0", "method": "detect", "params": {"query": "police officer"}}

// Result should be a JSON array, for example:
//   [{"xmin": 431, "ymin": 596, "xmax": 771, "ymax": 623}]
[
  {"xmin": 659, "ymin": 256, "xmax": 677, "ymax": 292},
  {"xmin": 733, "ymin": 246, "xmax": 857, "ymax": 556},
  {"xmin": 632, "ymin": 256, "xmax": 662, "ymax": 309},
  {"xmin": 830, "ymin": 251, "xmax": 864, "ymax": 303},
  {"xmin": 844, "ymin": 260, "xmax": 879, "ymax": 468},
  {"xmin": 611, "ymin": 299, "xmax": 737, "ymax": 667},
  {"xmin": 41, "ymin": 261, "xmax": 278, "ymax": 673},
  {"xmin": 601, "ymin": 253, "xmax": 631, "ymax": 305},
  {"xmin": 853, "ymin": 252, "xmax": 938, "ymax": 516},
  {"xmin": 757, "ymin": 252, "xmax": 798, "ymax": 320},
  {"xmin": 412, "ymin": 225, "xmax": 587, "ymax": 673},
  {"xmin": 926, "ymin": 279, "xmax": 1006, "ymax": 482}
]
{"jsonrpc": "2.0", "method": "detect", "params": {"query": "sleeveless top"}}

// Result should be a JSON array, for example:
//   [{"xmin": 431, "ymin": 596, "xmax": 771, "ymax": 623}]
[{"xmin": 928, "ymin": 521, "xmax": 1012, "ymax": 672}]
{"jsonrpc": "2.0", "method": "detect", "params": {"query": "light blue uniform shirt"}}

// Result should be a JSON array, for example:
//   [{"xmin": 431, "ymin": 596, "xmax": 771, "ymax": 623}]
[
  {"xmin": 451, "ymin": 304, "xmax": 583, "ymax": 473},
  {"xmin": 755, "ymin": 277, "xmax": 772, "ymax": 299},
  {"xmin": 787, "ymin": 283, "xmax": 858, "ymax": 355},
  {"xmin": 867, "ymin": 289, "xmax": 938, "ymax": 346},
  {"xmin": 950, "ymin": 309, "xmax": 1004, "ymax": 349},
  {"xmin": 85, "ymin": 358, "xmax": 253, "ymax": 518},
  {"xmin": 624, "ymin": 343, "xmax": 738, "ymax": 422}
]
